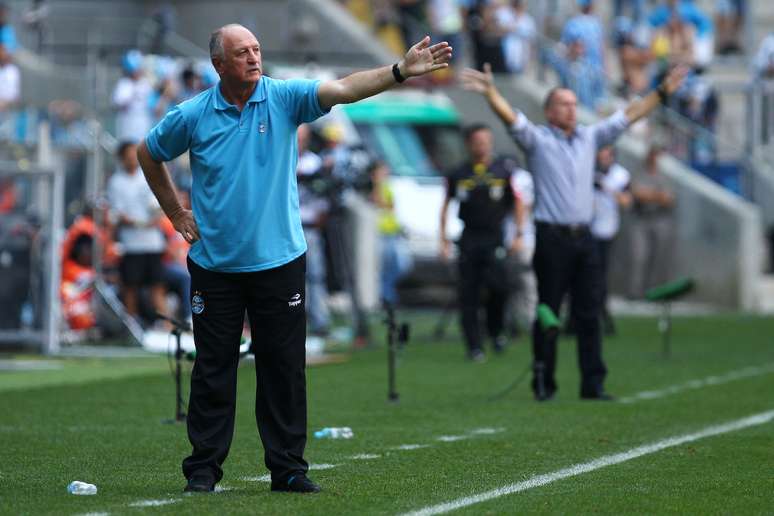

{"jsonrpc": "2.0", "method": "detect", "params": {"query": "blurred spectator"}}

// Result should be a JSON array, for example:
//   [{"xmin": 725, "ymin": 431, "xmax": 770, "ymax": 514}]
[
  {"xmin": 21, "ymin": 0, "xmax": 48, "ymax": 54},
  {"xmin": 464, "ymin": 0, "xmax": 507, "ymax": 72},
  {"xmin": 369, "ymin": 160, "xmax": 413, "ymax": 308},
  {"xmin": 48, "ymin": 100, "xmax": 90, "ymax": 148},
  {"xmin": 752, "ymin": 32, "xmax": 774, "ymax": 79},
  {"xmin": 614, "ymin": 0, "xmax": 648, "ymax": 22},
  {"xmin": 319, "ymin": 123, "xmax": 371, "ymax": 189},
  {"xmin": 0, "ymin": 41, "xmax": 19, "ymax": 139},
  {"xmin": 0, "ymin": 2, "xmax": 18, "ymax": 52},
  {"xmin": 751, "ymin": 33, "xmax": 774, "ymax": 151},
  {"xmin": 676, "ymin": 69, "xmax": 719, "ymax": 164},
  {"xmin": 543, "ymin": 37, "xmax": 605, "ymax": 110},
  {"xmin": 106, "ymin": 141, "xmax": 167, "ymax": 324},
  {"xmin": 561, "ymin": 0, "xmax": 606, "ymax": 71},
  {"xmin": 149, "ymin": 76, "xmax": 178, "ymax": 122},
  {"xmin": 60, "ymin": 204, "xmax": 118, "ymax": 331},
  {"xmin": 628, "ymin": 146, "xmax": 676, "ymax": 298},
  {"xmin": 428, "ymin": 0, "xmax": 464, "ymax": 67},
  {"xmin": 158, "ymin": 191, "xmax": 191, "ymax": 322},
  {"xmin": 60, "ymin": 233, "xmax": 97, "ymax": 331},
  {"xmin": 0, "ymin": 42, "xmax": 19, "ymax": 112},
  {"xmin": 614, "ymin": 15, "xmax": 654, "ymax": 96},
  {"xmin": 715, "ymin": 0, "xmax": 744, "ymax": 55},
  {"xmin": 177, "ymin": 66, "xmax": 202, "ymax": 104},
  {"xmin": 112, "ymin": 50, "xmax": 153, "ymax": 143},
  {"xmin": 651, "ymin": 6, "xmax": 696, "ymax": 68},
  {"xmin": 149, "ymin": 3, "xmax": 177, "ymax": 54},
  {"xmin": 0, "ymin": 176, "xmax": 17, "ymax": 213},
  {"xmin": 395, "ymin": 0, "xmax": 429, "ymax": 53},
  {"xmin": 495, "ymin": 0, "xmax": 536, "ymax": 75},
  {"xmin": 649, "ymin": 0, "xmax": 714, "ymax": 67},
  {"xmin": 297, "ymin": 124, "xmax": 331, "ymax": 335},
  {"xmin": 591, "ymin": 146, "xmax": 631, "ymax": 335}
]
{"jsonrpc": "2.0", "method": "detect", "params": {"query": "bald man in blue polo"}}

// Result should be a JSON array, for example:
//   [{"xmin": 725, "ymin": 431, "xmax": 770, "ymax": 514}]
[{"xmin": 137, "ymin": 24, "xmax": 451, "ymax": 494}]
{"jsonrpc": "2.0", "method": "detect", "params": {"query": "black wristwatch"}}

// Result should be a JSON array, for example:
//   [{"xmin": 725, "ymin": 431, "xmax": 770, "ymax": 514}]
[{"xmin": 392, "ymin": 62, "xmax": 407, "ymax": 83}]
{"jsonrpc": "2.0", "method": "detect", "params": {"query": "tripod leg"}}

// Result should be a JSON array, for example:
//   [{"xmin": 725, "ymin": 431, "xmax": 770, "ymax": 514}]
[
  {"xmin": 433, "ymin": 298, "xmax": 456, "ymax": 340},
  {"xmin": 661, "ymin": 302, "xmax": 672, "ymax": 358}
]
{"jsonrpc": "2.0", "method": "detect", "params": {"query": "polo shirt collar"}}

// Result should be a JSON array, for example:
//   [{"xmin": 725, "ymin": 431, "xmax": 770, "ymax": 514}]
[{"xmin": 213, "ymin": 77, "xmax": 267, "ymax": 111}]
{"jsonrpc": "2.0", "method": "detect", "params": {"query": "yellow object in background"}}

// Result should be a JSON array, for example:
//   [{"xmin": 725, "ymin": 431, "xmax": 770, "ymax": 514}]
[
  {"xmin": 377, "ymin": 183, "xmax": 401, "ymax": 235},
  {"xmin": 652, "ymin": 34, "xmax": 670, "ymax": 59}
]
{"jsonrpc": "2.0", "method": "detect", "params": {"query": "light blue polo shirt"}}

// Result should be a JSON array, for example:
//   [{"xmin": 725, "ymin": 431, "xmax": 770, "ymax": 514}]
[{"xmin": 145, "ymin": 76, "xmax": 329, "ymax": 272}]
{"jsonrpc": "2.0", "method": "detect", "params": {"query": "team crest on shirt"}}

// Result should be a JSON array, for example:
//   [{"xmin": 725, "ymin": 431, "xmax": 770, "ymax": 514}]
[
  {"xmin": 191, "ymin": 291, "xmax": 205, "ymax": 314},
  {"xmin": 288, "ymin": 293, "xmax": 302, "ymax": 307}
]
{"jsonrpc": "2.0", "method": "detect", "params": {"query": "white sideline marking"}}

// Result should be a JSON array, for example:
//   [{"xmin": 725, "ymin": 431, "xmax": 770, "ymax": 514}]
[
  {"xmin": 241, "ymin": 463, "xmax": 338, "ymax": 482},
  {"xmin": 436, "ymin": 435, "xmax": 468, "ymax": 442},
  {"xmin": 349, "ymin": 453, "xmax": 381, "ymax": 460},
  {"xmin": 393, "ymin": 444, "xmax": 430, "ymax": 451},
  {"xmin": 469, "ymin": 427, "xmax": 505, "ymax": 435},
  {"xmin": 620, "ymin": 363, "xmax": 774, "ymax": 403},
  {"xmin": 129, "ymin": 499, "xmax": 178, "ymax": 507},
  {"xmin": 402, "ymin": 410, "xmax": 774, "ymax": 516}
]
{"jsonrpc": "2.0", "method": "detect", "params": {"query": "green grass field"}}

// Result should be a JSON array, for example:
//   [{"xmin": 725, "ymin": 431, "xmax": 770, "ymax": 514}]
[{"xmin": 1, "ymin": 313, "xmax": 773, "ymax": 515}]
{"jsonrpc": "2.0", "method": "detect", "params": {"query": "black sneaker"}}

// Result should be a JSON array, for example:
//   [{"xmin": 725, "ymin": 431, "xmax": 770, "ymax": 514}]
[
  {"xmin": 184, "ymin": 475, "xmax": 215, "ymax": 493},
  {"xmin": 468, "ymin": 349, "xmax": 486, "ymax": 363},
  {"xmin": 271, "ymin": 474, "xmax": 321, "ymax": 494}
]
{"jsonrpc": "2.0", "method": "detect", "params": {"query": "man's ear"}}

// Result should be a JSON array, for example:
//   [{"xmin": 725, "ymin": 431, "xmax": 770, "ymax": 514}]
[{"xmin": 211, "ymin": 57, "xmax": 223, "ymax": 75}]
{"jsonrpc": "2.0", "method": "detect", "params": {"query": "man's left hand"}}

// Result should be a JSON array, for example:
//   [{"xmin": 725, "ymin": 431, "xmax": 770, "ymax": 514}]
[
  {"xmin": 508, "ymin": 237, "xmax": 524, "ymax": 256},
  {"xmin": 400, "ymin": 36, "xmax": 452, "ymax": 78}
]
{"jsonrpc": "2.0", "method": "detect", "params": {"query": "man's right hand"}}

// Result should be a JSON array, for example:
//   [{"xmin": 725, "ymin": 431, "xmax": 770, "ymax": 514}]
[{"xmin": 171, "ymin": 209, "xmax": 200, "ymax": 244}]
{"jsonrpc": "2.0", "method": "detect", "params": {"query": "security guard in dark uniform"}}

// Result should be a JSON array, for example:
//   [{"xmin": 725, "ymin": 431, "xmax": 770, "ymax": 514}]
[{"xmin": 440, "ymin": 123, "xmax": 522, "ymax": 361}]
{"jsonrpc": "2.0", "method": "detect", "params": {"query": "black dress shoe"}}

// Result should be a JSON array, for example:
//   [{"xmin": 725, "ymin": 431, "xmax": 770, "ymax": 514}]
[
  {"xmin": 534, "ymin": 391, "xmax": 555, "ymax": 402},
  {"xmin": 184, "ymin": 475, "xmax": 216, "ymax": 493},
  {"xmin": 271, "ymin": 474, "xmax": 321, "ymax": 493}
]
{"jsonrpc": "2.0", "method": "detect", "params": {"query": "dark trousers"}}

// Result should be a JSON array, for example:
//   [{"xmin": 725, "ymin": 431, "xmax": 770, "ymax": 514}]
[
  {"xmin": 458, "ymin": 234, "xmax": 508, "ymax": 353},
  {"xmin": 183, "ymin": 254, "xmax": 308, "ymax": 484},
  {"xmin": 531, "ymin": 223, "xmax": 607, "ymax": 397},
  {"xmin": 594, "ymin": 237, "xmax": 613, "ymax": 314}
]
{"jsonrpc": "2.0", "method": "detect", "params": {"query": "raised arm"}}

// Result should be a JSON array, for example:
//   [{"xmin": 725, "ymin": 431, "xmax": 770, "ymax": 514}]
[
  {"xmin": 460, "ymin": 64, "xmax": 519, "ymax": 126},
  {"xmin": 624, "ymin": 65, "xmax": 688, "ymax": 124},
  {"xmin": 317, "ymin": 36, "xmax": 452, "ymax": 111}
]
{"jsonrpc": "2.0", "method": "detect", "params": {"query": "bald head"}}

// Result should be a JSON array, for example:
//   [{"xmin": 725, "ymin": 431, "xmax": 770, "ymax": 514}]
[
  {"xmin": 544, "ymin": 87, "xmax": 578, "ymax": 134},
  {"xmin": 210, "ymin": 24, "xmax": 254, "ymax": 59}
]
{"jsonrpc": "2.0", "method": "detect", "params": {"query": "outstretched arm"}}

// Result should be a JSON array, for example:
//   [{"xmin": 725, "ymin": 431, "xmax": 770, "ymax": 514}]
[
  {"xmin": 625, "ymin": 65, "xmax": 688, "ymax": 124},
  {"xmin": 460, "ymin": 64, "xmax": 519, "ymax": 126},
  {"xmin": 317, "ymin": 36, "xmax": 452, "ymax": 110}
]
